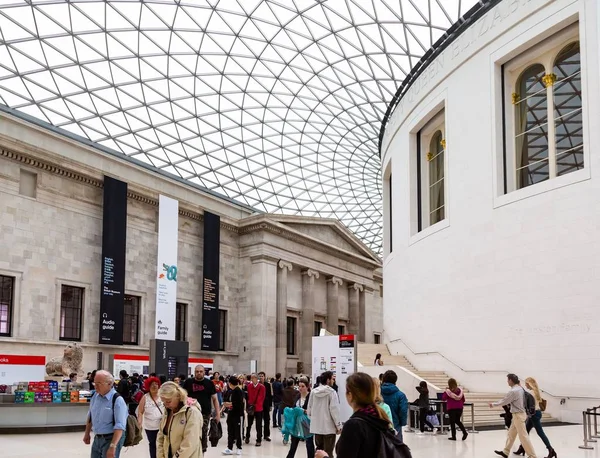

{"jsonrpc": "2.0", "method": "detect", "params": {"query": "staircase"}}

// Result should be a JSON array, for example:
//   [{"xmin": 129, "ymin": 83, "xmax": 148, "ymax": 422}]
[{"xmin": 357, "ymin": 343, "xmax": 552, "ymax": 428}]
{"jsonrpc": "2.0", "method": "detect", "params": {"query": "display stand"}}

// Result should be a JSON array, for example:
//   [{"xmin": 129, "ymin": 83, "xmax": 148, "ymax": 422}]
[{"xmin": 311, "ymin": 334, "xmax": 357, "ymax": 423}]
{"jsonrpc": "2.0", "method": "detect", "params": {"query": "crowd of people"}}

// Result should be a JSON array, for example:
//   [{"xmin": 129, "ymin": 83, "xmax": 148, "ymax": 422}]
[{"xmin": 82, "ymin": 366, "xmax": 556, "ymax": 458}]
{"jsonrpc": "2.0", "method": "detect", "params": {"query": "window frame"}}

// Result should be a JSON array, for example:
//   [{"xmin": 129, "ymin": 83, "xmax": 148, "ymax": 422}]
[
  {"xmin": 122, "ymin": 294, "xmax": 140, "ymax": 345},
  {"xmin": 175, "ymin": 302, "xmax": 188, "ymax": 342},
  {"xmin": 218, "ymin": 309, "xmax": 227, "ymax": 351},
  {"xmin": 417, "ymin": 110, "xmax": 446, "ymax": 231},
  {"xmin": 0, "ymin": 275, "xmax": 15, "ymax": 337},
  {"xmin": 314, "ymin": 320, "xmax": 322, "ymax": 337},
  {"xmin": 503, "ymin": 24, "xmax": 582, "ymax": 194},
  {"xmin": 338, "ymin": 324, "xmax": 346, "ymax": 336},
  {"xmin": 59, "ymin": 284, "xmax": 84, "ymax": 342},
  {"xmin": 374, "ymin": 333, "xmax": 381, "ymax": 344},
  {"xmin": 286, "ymin": 316, "xmax": 297, "ymax": 355}
]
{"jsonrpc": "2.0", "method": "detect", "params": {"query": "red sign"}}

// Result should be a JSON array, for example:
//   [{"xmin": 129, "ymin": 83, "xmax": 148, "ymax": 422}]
[
  {"xmin": 339, "ymin": 335, "xmax": 355, "ymax": 342},
  {"xmin": 189, "ymin": 358, "xmax": 213, "ymax": 364},
  {"xmin": 113, "ymin": 354, "xmax": 149, "ymax": 361},
  {"xmin": 0, "ymin": 355, "xmax": 46, "ymax": 365}
]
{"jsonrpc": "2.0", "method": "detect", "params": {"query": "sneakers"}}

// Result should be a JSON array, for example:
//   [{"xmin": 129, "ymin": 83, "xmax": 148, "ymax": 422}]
[
  {"xmin": 236, "ymin": 450, "xmax": 242, "ymax": 456},
  {"xmin": 255, "ymin": 441, "xmax": 262, "ymax": 447},
  {"xmin": 222, "ymin": 449, "xmax": 233, "ymax": 456},
  {"xmin": 494, "ymin": 451, "xmax": 508, "ymax": 458},
  {"xmin": 264, "ymin": 437, "xmax": 271, "ymax": 442}
]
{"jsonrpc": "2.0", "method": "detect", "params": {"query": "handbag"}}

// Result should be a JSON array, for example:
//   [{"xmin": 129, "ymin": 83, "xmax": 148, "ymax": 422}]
[{"xmin": 539, "ymin": 398, "xmax": 547, "ymax": 412}]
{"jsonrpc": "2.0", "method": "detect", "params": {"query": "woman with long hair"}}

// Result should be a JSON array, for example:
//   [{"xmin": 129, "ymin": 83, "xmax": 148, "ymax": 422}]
[
  {"xmin": 156, "ymin": 381, "xmax": 203, "ymax": 458},
  {"xmin": 374, "ymin": 353, "xmax": 384, "ymax": 366},
  {"xmin": 515, "ymin": 377, "xmax": 556, "ymax": 458},
  {"xmin": 415, "ymin": 381, "xmax": 435, "ymax": 434},
  {"xmin": 372, "ymin": 377, "xmax": 393, "ymax": 428},
  {"xmin": 285, "ymin": 378, "xmax": 314, "ymax": 458},
  {"xmin": 315, "ymin": 372, "xmax": 405, "ymax": 458},
  {"xmin": 442, "ymin": 378, "xmax": 468, "ymax": 441},
  {"xmin": 137, "ymin": 376, "xmax": 163, "ymax": 458}
]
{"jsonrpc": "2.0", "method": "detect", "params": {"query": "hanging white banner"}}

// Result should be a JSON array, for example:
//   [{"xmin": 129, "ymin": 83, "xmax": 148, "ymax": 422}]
[{"xmin": 155, "ymin": 195, "xmax": 178, "ymax": 340}]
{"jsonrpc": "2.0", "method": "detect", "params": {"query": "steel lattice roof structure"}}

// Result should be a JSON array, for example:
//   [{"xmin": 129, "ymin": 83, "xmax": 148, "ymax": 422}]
[{"xmin": 0, "ymin": 0, "xmax": 479, "ymax": 255}]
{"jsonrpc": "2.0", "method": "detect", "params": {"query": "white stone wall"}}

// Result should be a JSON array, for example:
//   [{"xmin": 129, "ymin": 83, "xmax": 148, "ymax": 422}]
[{"xmin": 381, "ymin": 0, "xmax": 600, "ymax": 422}]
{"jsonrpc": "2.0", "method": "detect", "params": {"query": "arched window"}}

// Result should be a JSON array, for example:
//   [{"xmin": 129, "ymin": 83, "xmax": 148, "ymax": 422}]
[
  {"xmin": 553, "ymin": 42, "xmax": 583, "ymax": 176},
  {"xmin": 428, "ymin": 130, "xmax": 444, "ymax": 225},
  {"xmin": 514, "ymin": 64, "xmax": 548, "ymax": 189}
]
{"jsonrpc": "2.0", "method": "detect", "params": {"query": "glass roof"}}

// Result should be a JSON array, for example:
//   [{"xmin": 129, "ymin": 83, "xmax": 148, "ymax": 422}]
[{"xmin": 0, "ymin": 0, "xmax": 478, "ymax": 255}]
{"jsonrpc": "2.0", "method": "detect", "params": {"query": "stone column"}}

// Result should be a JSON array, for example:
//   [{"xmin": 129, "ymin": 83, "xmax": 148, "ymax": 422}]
[
  {"xmin": 326, "ymin": 276, "xmax": 343, "ymax": 334},
  {"xmin": 249, "ymin": 256, "xmax": 278, "ymax": 376},
  {"xmin": 348, "ymin": 283, "xmax": 363, "ymax": 338},
  {"xmin": 359, "ymin": 287, "xmax": 372, "ymax": 342},
  {"xmin": 276, "ymin": 260, "xmax": 292, "ymax": 375},
  {"xmin": 302, "ymin": 269, "xmax": 319, "ymax": 375}
]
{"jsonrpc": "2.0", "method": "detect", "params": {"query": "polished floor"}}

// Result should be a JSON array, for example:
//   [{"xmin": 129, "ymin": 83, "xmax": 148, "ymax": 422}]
[{"xmin": 0, "ymin": 425, "xmax": 591, "ymax": 457}]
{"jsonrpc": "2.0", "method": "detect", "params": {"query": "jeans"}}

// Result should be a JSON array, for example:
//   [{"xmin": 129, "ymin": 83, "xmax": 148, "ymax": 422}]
[
  {"xmin": 524, "ymin": 410, "xmax": 552, "ymax": 449},
  {"xmin": 314, "ymin": 434, "xmax": 336, "ymax": 458},
  {"xmin": 396, "ymin": 427, "xmax": 403, "ymax": 443},
  {"xmin": 286, "ymin": 435, "xmax": 315, "ymax": 458},
  {"xmin": 91, "ymin": 433, "xmax": 126, "ymax": 458},
  {"xmin": 503, "ymin": 412, "xmax": 537, "ymax": 458},
  {"xmin": 201, "ymin": 413, "xmax": 210, "ymax": 452},
  {"xmin": 227, "ymin": 417, "xmax": 243, "ymax": 450},
  {"xmin": 263, "ymin": 408, "xmax": 271, "ymax": 439},
  {"xmin": 246, "ymin": 411, "xmax": 263, "ymax": 443},
  {"xmin": 145, "ymin": 429, "xmax": 158, "ymax": 458},
  {"xmin": 448, "ymin": 409, "xmax": 467, "ymax": 438},
  {"xmin": 273, "ymin": 401, "xmax": 282, "ymax": 427}
]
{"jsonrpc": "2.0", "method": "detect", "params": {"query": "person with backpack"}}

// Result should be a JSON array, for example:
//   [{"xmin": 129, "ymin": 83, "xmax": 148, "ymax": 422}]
[
  {"xmin": 314, "ymin": 372, "xmax": 412, "ymax": 458},
  {"xmin": 380, "ymin": 370, "xmax": 409, "ymax": 443},
  {"xmin": 489, "ymin": 374, "xmax": 537, "ymax": 458},
  {"xmin": 156, "ymin": 381, "xmax": 203, "ymax": 458},
  {"xmin": 83, "ymin": 370, "xmax": 128, "ymax": 458},
  {"xmin": 514, "ymin": 377, "xmax": 556, "ymax": 458}
]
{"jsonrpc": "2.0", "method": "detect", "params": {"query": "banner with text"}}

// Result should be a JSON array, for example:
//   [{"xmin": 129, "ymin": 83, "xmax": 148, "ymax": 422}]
[
  {"xmin": 201, "ymin": 211, "xmax": 220, "ymax": 351},
  {"xmin": 99, "ymin": 176, "xmax": 127, "ymax": 345},
  {"xmin": 155, "ymin": 195, "xmax": 178, "ymax": 340}
]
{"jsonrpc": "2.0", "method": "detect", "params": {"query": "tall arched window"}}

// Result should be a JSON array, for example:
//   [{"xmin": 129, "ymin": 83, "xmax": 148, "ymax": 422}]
[
  {"xmin": 514, "ymin": 64, "xmax": 548, "ymax": 189},
  {"xmin": 553, "ymin": 42, "xmax": 583, "ymax": 176},
  {"xmin": 429, "ymin": 130, "xmax": 444, "ymax": 225}
]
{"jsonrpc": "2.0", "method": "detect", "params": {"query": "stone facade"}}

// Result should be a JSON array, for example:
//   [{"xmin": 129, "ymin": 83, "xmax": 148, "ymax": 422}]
[{"xmin": 0, "ymin": 109, "xmax": 382, "ymax": 378}]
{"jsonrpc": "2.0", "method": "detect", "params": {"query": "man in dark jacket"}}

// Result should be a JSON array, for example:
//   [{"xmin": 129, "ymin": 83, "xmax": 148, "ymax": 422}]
[
  {"xmin": 223, "ymin": 376, "xmax": 245, "ymax": 455},
  {"xmin": 259, "ymin": 371, "xmax": 272, "ymax": 441},
  {"xmin": 381, "ymin": 370, "xmax": 409, "ymax": 442},
  {"xmin": 272, "ymin": 373, "xmax": 283, "ymax": 428}
]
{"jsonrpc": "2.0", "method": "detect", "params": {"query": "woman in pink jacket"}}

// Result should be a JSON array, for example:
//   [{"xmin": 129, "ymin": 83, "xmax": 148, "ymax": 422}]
[{"xmin": 442, "ymin": 378, "xmax": 468, "ymax": 441}]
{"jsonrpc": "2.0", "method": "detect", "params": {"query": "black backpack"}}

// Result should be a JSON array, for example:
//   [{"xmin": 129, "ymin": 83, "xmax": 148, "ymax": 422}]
[
  {"xmin": 521, "ymin": 388, "xmax": 536, "ymax": 417},
  {"xmin": 357, "ymin": 418, "xmax": 412, "ymax": 458},
  {"xmin": 111, "ymin": 393, "xmax": 143, "ymax": 447}
]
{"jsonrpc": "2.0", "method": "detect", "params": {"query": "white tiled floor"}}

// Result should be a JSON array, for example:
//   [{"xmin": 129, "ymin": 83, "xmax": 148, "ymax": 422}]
[{"xmin": 0, "ymin": 425, "xmax": 592, "ymax": 458}]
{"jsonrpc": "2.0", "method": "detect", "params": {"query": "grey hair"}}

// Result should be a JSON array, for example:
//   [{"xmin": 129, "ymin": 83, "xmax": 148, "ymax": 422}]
[{"xmin": 95, "ymin": 370, "xmax": 114, "ymax": 385}]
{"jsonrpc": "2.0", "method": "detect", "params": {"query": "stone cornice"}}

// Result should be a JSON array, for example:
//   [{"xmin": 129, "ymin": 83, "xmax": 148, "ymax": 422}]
[
  {"xmin": 250, "ymin": 254, "xmax": 279, "ymax": 265},
  {"xmin": 0, "ymin": 147, "xmax": 240, "ymax": 233}
]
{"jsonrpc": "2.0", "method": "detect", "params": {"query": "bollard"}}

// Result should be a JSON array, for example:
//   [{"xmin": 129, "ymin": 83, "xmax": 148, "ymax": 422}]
[
  {"xmin": 468, "ymin": 402, "xmax": 479, "ymax": 433},
  {"xmin": 580, "ymin": 410, "xmax": 594, "ymax": 450},
  {"xmin": 592, "ymin": 406, "xmax": 600, "ymax": 439},
  {"xmin": 588, "ymin": 409, "xmax": 597, "ymax": 443}
]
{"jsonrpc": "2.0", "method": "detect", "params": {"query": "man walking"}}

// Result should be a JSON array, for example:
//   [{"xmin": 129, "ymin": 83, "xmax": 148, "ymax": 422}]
[
  {"xmin": 307, "ymin": 371, "xmax": 341, "ymax": 458},
  {"xmin": 183, "ymin": 364, "xmax": 221, "ymax": 454},
  {"xmin": 381, "ymin": 370, "xmax": 409, "ymax": 442},
  {"xmin": 272, "ymin": 373, "xmax": 283, "ymax": 428},
  {"xmin": 83, "ymin": 370, "xmax": 128, "ymax": 458},
  {"xmin": 258, "ymin": 371, "xmax": 272, "ymax": 441},
  {"xmin": 222, "ymin": 376, "xmax": 244, "ymax": 456},
  {"xmin": 490, "ymin": 374, "xmax": 537, "ymax": 458},
  {"xmin": 245, "ymin": 373, "xmax": 266, "ymax": 446}
]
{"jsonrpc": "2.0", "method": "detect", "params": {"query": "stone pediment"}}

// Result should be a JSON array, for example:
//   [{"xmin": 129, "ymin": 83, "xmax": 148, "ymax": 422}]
[{"xmin": 261, "ymin": 215, "xmax": 380, "ymax": 263}]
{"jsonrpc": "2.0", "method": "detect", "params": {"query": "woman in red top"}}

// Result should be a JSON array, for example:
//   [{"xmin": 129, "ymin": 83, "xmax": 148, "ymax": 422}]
[
  {"xmin": 213, "ymin": 372, "xmax": 224, "ymax": 405},
  {"xmin": 442, "ymin": 378, "xmax": 468, "ymax": 441}
]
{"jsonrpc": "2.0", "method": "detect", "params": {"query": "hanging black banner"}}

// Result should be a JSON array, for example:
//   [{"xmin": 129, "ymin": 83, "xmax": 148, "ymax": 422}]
[
  {"xmin": 201, "ymin": 211, "xmax": 220, "ymax": 351},
  {"xmin": 98, "ymin": 176, "xmax": 127, "ymax": 345}
]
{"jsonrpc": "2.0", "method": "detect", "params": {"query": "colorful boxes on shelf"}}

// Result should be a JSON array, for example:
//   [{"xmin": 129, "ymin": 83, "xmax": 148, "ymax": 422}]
[
  {"xmin": 61, "ymin": 391, "xmax": 70, "ymax": 403},
  {"xmin": 70, "ymin": 391, "xmax": 79, "ymax": 403},
  {"xmin": 52, "ymin": 391, "xmax": 62, "ymax": 403},
  {"xmin": 14, "ymin": 391, "xmax": 25, "ymax": 403},
  {"xmin": 24, "ymin": 392, "xmax": 34, "ymax": 403}
]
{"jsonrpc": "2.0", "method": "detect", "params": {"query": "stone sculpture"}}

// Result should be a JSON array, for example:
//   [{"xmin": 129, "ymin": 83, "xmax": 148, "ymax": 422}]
[{"xmin": 45, "ymin": 342, "xmax": 84, "ymax": 378}]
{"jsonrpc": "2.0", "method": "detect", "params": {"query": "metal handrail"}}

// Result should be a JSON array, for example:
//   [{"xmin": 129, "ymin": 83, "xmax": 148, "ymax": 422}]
[{"xmin": 389, "ymin": 337, "xmax": 600, "ymax": 400}]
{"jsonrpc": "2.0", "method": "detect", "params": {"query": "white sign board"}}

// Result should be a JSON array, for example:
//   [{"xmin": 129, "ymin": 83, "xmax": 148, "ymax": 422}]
[
  {"xmin": 0, "ymin": 355, "xmax": 46, "ymax": 384},
  {"xmin": 312, "ymin": 334, "xmax": 356, "ymax": 423},
  {"xmin": 111, "ymin": 354, "xmax": 214, "ymax": 379},
  {"xmin": 155, "ymin": 195, "xmax": 178, "ymax": 340}
]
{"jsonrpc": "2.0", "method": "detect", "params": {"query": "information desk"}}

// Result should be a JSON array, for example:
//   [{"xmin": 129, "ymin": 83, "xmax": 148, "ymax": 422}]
[{"xmin": 0, "ymin": 402, "xmax": 89, "ymax": 434}]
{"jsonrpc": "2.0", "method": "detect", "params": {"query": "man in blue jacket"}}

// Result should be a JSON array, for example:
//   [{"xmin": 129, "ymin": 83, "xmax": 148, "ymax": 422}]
[{"xmin": 381, "ymin": 370, "xmax": 409, "ymax": 442}]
